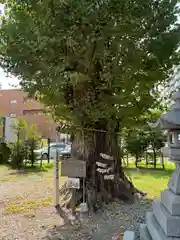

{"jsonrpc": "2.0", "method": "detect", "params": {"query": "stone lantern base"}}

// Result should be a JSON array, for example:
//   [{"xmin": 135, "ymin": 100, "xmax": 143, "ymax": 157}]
[{"xmin": 140, "ymin": 165, "xmax": 180, "ymax": 240}]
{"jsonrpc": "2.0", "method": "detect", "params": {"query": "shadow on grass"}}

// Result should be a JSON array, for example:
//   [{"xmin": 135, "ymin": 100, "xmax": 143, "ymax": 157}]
[{"xmin": 124, "ymin": 166, "xmax": 174, "ymax": 179}]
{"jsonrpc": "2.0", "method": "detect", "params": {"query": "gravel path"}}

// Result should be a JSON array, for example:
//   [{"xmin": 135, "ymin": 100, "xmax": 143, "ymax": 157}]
[
  {"xmin": 47, "ymin": 198, "xmax": 152, "ymax": 240},
  {"xmin": 0, "ymin": 167, "xmax": 152, "ymax": 240},
  {"xmin": 0, "ymin": 168, "xmax": 65, "ymax": 240}
]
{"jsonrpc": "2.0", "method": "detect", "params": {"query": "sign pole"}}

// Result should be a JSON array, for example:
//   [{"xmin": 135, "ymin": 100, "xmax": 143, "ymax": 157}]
[
  {"xmin": 47, "ymin": 138, "xmax": 50, "ymax": 164},
  {"xmin": 82, "ymin": 130, "xmax": 85, "ymax": 203},
  {"xmin": 83, "ymin": 177, "xmax": 85, "ymax": 203},
  {"xmin": 54, "ymin": 130, "xmax": 59, "ymax": 207}
]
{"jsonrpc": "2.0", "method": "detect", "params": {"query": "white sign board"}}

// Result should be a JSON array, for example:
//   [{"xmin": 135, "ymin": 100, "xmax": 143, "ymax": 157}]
[
  {"xmin": 67, "ymin": 178, "xmax": 80, "ymax": 189},
  {"xmin": 100, "ymin": 153, "xmax": 113, "ymax": 160},
  {"xmin": 104, "ymin": 174, "xmax": 114, "ymax": 180},
  {"xmin": 3, "ymin": 117, "xmax": 18, "ymax": 143}
]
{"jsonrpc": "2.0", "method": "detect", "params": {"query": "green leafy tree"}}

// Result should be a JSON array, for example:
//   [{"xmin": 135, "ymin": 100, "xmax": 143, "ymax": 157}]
[
  {"xmin": 126, "ymin": 131, "xmax": 148, "ymax": 168},
  {"xmin": 143, "ymin": 106, "xmax": 166, "ymax": 168},
  {"xmin": 10, "ymin": 118, "xmax": 27, "ymax": 169},
  {"xmin": 9, "ymin": 119, "xmax": 40, "ymax": 168},
  {"xmin": 26, "ymin": 124, "xmax": 40, "ymax": 167},
  {"xmin": 125, "ymin": 126, "xmax": 166, "ymax": 168},
  {"xmin": 0, "ymin": 0, "xmax": 179, "ymax": 208},
  {"xmin": 146, "ymin": 128, "xmax": 166, "ymax": 168}
]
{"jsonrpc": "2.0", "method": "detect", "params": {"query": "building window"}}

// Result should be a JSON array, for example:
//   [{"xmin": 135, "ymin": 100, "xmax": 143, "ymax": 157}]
[
  {"xmin": 10, "ymin": 99, "xmax": 17, "ymax": 104},
  {"xmin": 9, "ymin": 113, "xmax": 16, "ymax": 117},
  {"xmin": 23, "ymin": 109, "xmax": 43, "ymax": 116},
  {"xmin": 24, "ymin": 98, "xmax": 34, "ymax": 103}
]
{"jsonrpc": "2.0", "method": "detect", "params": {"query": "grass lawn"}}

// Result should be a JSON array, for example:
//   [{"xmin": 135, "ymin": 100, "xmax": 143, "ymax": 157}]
[
  {"xmin": 126, "ymin": 160, "xmax": 175, "ymax": 199},
  {"xmin": 129, "ymin": 170, "xmax": 170, "ymax": 199}
]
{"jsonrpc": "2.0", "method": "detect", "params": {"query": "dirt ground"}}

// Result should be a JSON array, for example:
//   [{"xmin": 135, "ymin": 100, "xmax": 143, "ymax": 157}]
[
  {"xmin": 0, "ymin": 166, "xmax": 66, "ymax": 240},
  {"xmin": 0, "ymin": 166, "xmax": 152, "ymax": 240}
]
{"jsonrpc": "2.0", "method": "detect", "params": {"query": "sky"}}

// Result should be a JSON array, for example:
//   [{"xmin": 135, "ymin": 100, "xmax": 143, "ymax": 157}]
[
  {"xmin": 0, "ymin": 68, "xmax": 20, "ymax": 89},
  {"xmin": 0, "ymin": 3, "xmax": 19, "ymax": 89}
]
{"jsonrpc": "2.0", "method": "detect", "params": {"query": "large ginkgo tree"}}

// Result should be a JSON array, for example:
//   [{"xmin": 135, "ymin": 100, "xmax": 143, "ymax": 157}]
[{"xmin": 0, "ymin": 0, "xmax": 180, "ymax": 210}]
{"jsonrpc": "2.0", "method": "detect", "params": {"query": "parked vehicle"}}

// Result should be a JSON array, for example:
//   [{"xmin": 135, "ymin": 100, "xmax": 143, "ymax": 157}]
[
  {"xmin": 60, "ymin": 144, "xmax": 71, "ymax": 160},
  {"xmin": 34, "ymin": 142, "xmax": 66, "ymax": 160}
]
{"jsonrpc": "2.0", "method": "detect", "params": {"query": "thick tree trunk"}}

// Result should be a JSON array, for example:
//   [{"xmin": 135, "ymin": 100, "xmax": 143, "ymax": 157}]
[{"xmin": 67, "ymin": 125, "xmax": 136, "ymax": 212}]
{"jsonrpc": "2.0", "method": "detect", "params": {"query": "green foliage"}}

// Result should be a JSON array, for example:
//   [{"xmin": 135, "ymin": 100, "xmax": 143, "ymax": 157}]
[
  {"xmin": 0, "ymin": 0, "xmax": 179, "ymax": 128},
  {"xmin": 146, "ymin": 127, "xmax": 166, "ymax": 168},
  {"xmin": 126, "ymin": 130, "xmax": 148, "ymax": 166},
  {"xmin": 10, "ymin": 143, "xmax": 26, "ymax": 169},
  {"xmin": 26, "ymin": 124, "xmax": 40, "ymax": 141},
  {"xmin": 0, "ymin": 116, "xmax": 4, "ymax": 127},
  {"xmin": 9, "ymin": 118, "xmax": 40, "ymax": 169},
  {"xmin": 9, "ymin": 118, "xmax": 27, "ymax": 168},
  {"xmin": 147, "ymin": 128, "xmax": 166, "ymax": 151},
  {"xmin": 0, "ymin": 143, "xmax": 11, "ymax": 164},
  {"xmin": 26, "ymin": 124, "xmax": 40, "ymax": 167},
  {"xmin": 125, "ymin": 123, "xmax": 166, "ymax": 168}
]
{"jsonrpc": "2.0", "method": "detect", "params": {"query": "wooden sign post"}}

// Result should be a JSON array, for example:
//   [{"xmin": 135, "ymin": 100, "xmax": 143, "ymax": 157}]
[
  {"xmin": 119, "ymin": 233, "xmax": 124, "ymax": 240},
  {"xmin": 54, "ymin": 141, "xmax": 60, "ymax": 207},
  {"xmin": 61, "ymin": 158, "xmax": 86, "ymax": 178},
  {"xmin": 61, "ymin": 158, "xmax": 87, "ymax": 211},
  {"xmin": 54, "ymin": 156, "xmax": 86, "ymax": 207}
]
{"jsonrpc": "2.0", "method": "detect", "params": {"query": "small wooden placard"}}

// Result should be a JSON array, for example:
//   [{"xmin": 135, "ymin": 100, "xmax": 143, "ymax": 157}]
[
  {"xmin": 67, "ymin": 178, "xmax": 80, "ymax": 189},
  {"xmin": 100, "ymin": 153, "xmax": 113, "ymax": 161},
  {"xmin": 61, "ymin": 159, "xmax": 86, "ymax": 178}
]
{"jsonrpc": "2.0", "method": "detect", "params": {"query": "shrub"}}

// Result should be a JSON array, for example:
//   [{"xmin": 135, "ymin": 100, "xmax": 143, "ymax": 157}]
[
  {"xmin": 0, "ymin": 143, "xmax": 11, "ymax": 164},
  {"xmin": 26, "ymin": 124, "xmax": 40, "ymax": 167},
  {"xmin": 25, "ymin": 139, "xmax": 39, "ymax": 167},
  {"xmin": 8, "ymin": 119, "xmax": 40, "ymax": 169},
  {"xmin": 9, "ymin": 143, "xmax": 26, "ymax": 169}
]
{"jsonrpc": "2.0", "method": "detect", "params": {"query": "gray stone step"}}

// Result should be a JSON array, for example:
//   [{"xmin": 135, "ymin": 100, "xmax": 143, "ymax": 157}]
[
  {"xmin": 140, "ymin": 224, "xmax": 152, "ymax": 240},
  {"xmin": 146, "ymin": 211, "xmax": 179, "ymax": 240},
  {"xmin": 168, "ymin": 167, "xmax": 180, "ymax": 195},
  {"xmin": 161, "ymin": 189, "xmax": 180, "ymax": 216},
  {"xmin": 124, "ymin": 231, "xmax": 135, "ymax": 240},
  {"xmin": 153, "ymin": 199, "xmax": 180, "ymax": 237}
]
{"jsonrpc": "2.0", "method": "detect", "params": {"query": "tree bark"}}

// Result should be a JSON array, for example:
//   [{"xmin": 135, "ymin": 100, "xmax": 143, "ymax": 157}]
[
  {"xmin": 67, "ymin": 124, "xmax": 136, "ymax": 212},
  {"xmin": 153, "ymin": 148, "xmax": 157, "ymax": 169},
  {"xmin": 145, "ymin": 150, "xmax": 148, "ymax": 168},
  {"xmin": 135, "ymin": 155, "xmax": 138, "ymax": 168}
]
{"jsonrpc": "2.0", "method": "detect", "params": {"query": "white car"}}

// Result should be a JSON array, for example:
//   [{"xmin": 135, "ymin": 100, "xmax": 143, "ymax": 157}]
[
  {"xmin": 34, "ymin": 142, "xmax": 66, "ymax": 160},
  {"xmin": 59, "ymin": 144, "xmax": 71, "ymax": 160}
]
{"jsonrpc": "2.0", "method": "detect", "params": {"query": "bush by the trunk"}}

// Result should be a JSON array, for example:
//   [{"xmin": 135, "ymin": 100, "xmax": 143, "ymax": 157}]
[
  {"xmin": 25, "ymin": 139, "xmax": 39, "ymax": 167},
  {"xmin": 0, "ymin": 143, "xmax": 11, "ymax": 164},
  {"xmin": 9, "ymin": 143, "xmax": 26, "ymax": 169},
  {"xmin": 8, "ymin": 119, "xmax": 40, "ymax": 169}
]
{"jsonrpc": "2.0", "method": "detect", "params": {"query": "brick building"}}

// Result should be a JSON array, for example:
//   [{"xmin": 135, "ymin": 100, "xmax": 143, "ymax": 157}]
[{"xmin": 0, "ymin": 89, "xmax": 56, "ymax": 139}]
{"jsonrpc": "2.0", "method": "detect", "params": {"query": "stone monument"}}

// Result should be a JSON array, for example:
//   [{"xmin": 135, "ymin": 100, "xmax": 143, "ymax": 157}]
[{"xmin": 140, "ymin": 90, "xmax": 180, "ymax": 240}]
